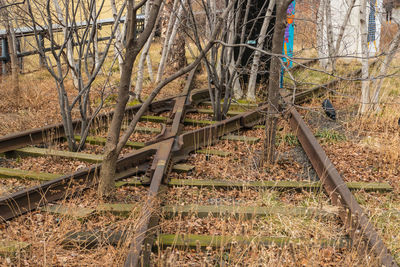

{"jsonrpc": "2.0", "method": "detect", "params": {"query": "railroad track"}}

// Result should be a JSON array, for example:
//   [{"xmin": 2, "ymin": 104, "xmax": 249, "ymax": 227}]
[{"xmin": 0, "ymin": 66, "xmax": 398, "ymax": 266}]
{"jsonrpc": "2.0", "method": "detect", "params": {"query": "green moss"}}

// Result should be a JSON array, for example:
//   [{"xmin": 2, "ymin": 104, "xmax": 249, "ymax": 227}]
[
  {"xmin": 315, "ymin": 128, "xmax": 346, "ymax": 143},
  {"xmin": 277, "ymin": 133, "xmax": 299, "ymax": 146}
]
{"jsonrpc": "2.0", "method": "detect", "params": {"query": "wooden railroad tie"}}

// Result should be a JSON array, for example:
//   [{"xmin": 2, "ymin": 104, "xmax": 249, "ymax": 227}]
[
  {"xmin": 0, "ymin": 165, "xmax": 194, "ymax": 182},
  {"xmin": 61, "ymin": 231, "xmax": 352, "ymax": 250},
  {"xmin": 200, "ymin": 101, "xmax": 258, "ymax": 109},
  {"xmin": 115, "ymin": 178, "xmax": 393, "ymax": 192},
  {"xmin": 40, "ymin": 204, "xmax": 337, "ymax": 220},
  {"xmin": 0, "ymin": 241, "xmax": 31, "ymax": 256}
]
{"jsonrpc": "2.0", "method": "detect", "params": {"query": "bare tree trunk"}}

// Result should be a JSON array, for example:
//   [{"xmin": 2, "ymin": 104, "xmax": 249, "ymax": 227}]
[
  {"xmin": 325, "ymin": 0, "xmax": 335, "ymax": 71},
  {"xmin": 92, "ymin": 1, "xmax": 100, "ymax": 71},
  {"xmin": 169, "ymin": 31, "xmax": 187, "ymax": 71},
  {"xmin": 6, "ymin": 24, "xmax": 19, "ymax": 102},
  {"xmin": 110, "ymin": 0, "xmax": 124, "ymax": 77},
  {"xmin": 264, "ymin": 0, "xmax": 292, "ymax": 165},
  {"xmin": 99, "ymin": 0, "xmax": 238, "ymax": 197},
  {"xmin": 332, "ymin": 0, "xmax": 356, "ymax": 71},
  {"xmin": 145, "ymin": 0, "xmax": 154, "ymax": 82},
  {"xmin": 228, "ymin": 6, "xmax": 242, "ymax": 99},
  {"xmin": 135, "ymin": 1, "xmax": 163, "ymax": 100},
  {"xmin": 359, "ymin": 0, "xmax": 370, "ymax": 114},
  {"xmin": 247, "ymin": 0, "xmax": 276, "ymax": 101},
  {"xmin": 53, "ymin": 0, "xmax": 79, "ymax": 88},
  {"xmin": 370, "ymin": 24, "xmax": 400, "ymax": 110},
  {"xmin": 317, "ymin": 0, "xmax": 328, "ymax": 68},
  {"xmin": 99, "ymin": 0, "xmax": 163, "ymax": 197},
  {"xmin": 156, "ymin": 0, "xmax": 184, "ymax": 82}
]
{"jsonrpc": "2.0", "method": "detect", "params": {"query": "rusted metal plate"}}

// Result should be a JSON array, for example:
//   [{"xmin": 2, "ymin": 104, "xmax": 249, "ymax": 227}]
[{"xmin": 289, "ymin": 108, "xmax": 397, "ymax": 267}]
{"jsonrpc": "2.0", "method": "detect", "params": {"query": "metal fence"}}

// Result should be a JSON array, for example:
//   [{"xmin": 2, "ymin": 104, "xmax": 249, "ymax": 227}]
[{"xmin": 0, "ymin": 15, "xmax": 145, "ymax": 74}]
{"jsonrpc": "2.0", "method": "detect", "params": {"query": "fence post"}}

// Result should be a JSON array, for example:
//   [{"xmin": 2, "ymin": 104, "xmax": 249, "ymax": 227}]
[
  {"xmin": 16, "ymin": 37, "xmax": 23, "ymax": 72},
  {"xmin": 1, "ymin": 38, "xmax": 9, "ymax": 75},
  {"xmin": 38, "ymin": 33, "xmax": 45, "ymax": 68}
]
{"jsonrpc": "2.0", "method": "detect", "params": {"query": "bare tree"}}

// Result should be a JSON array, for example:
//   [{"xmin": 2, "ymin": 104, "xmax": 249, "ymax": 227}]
[
  {"xmin": 264, "ymin": 0, "xmax": 293, "ymax": 165},
  {"xmin": 247, "ymin": 0, "xmax": 275, "ymax": 101},
  {"xmin": 52, "ymin": 0, "xmax": 79, "ymax": 88},
  {"xmin": 134, "ymin": 0, "xmax": 163, "ymax": 101},
  {"xmin": 324, "ymin": 0, "xmax": 334, "ymax": 71},
  {"xmin": 99, "ymin": 0, "xmax": 164, "ymax": 196},
  {"xmin": 359, "ymin": 0, "xmax": 370, "ymax": 114},
  {"xmin": 156, "ymin": 0, "xmax": 185, "ymax": 83},
  {"xmin": 98, "ymin": 0, "xmax": 238, "ymax": 197},
  {"xmin": 317, "ymin": 0, "xmax": 328, "ymax": 68},
  {"xmin": 110, "ymin": 0, "xmax": 126, "ymax": 77},
  {"xmin": 332, "ymin": 0, "xmax": 356, "ymax": 71},
  {"xmin": 24, "ymin": 0, "xmax": 126, "ymax": 151},
  {"xmin": 371, "ymin": 21, "xmax": 400, "ymax": 111}
]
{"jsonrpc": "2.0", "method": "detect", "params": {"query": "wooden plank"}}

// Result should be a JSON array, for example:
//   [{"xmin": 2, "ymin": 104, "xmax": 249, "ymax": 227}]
[
  {"xmin": 62, "ymin": 230, "xmax": 126, "ymax": 249},
  {"xmin": 345, "ymin": 182, "xmax": 393, "ymax": 191},
  {"xmin": 221, "ymin": 135, "xmax": 260, "ymax": 144},
  {"xmin": 0, "ymin": 241, "xmax": 31, "ymax": 256},
  {"xmin": 157, "ymin": 234, "xmax": 352, "ymax": 249},
  {"xmin": 134, "ymin": 126, "xmax": 162, "ymax": 134},
  {"xmin": 61, "ymin": 232, "xmax": 351, "ymax": 249},
  {"xmin": 196, "ymin": 109, "xmax": 244, "ymax": 116},
  {"xmin": 114, "ymin": 178, "xmax": 393, "ymax": 193},
  {"xmin": 201, "ymin": 101, "xmax": 258, "ymax": 109},
  {"xmin": 96, "ymin": 203, "xmax": 136, "ymax": 217},
  {"xmin": 0, "ymin": 162, "xmax": 144, "ymax": 182},
  {"xmin": 171, "ymin": 164, "xmax": 195, "ymax": 173},
  {"xmin": 195, "ymin": 149, "xmax": 231, "ymax": 157},
  {"xmin": 161, "ymin": 205, "xmax": 336, "ymax": 219},
  {"xmin": 115, "ymin": 177, "xmax": 150, "ymax": 187},
  {"xmin": 0, "ymin": 167, "xmax": 60, "ymax": 181},
  {"xmin": 40, "ymin": 204, "xmax": 94, "ymax": 219},
  {"xmin": 168, "ymin": 179, "xmax": 393, "ymax": 192},
  {"xmin": 183, "ymin": 118, "xmax": 216, "ymax": 126},
  {"xmin": 139, "ymin": 115, "xmax": 168, "ymax": 123},
  {"xmin": 14, "ymin": 147, "xmax": 103, "ymax": 163},
  {"xmin": 75, "ymin": 136, "xmax": 145, "ymax": 149}
]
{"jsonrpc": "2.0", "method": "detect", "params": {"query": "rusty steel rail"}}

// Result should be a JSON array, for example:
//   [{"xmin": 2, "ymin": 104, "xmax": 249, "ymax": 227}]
[
  {"xmin": 1, "ymin": 65, "xmax": 395, "ymax": 266},
  {"xmin": 0, "ymin": 89, "xmax": 210, "ymax": 154},
  {"xmin": 0, "ymin": 98, "xmax": 267, "ymax": 223},
  {"xmin": 289, "ymin": 108, "xmax": 397, "ymax": 266},
  {"xmin": 124, "ymin": 66, "xmax": 269, "ymax": 266},
  {"xmin": 124, "ymin": 67, "xmax": 198, "ymax": 266},
  {"xmin": 289, "ymin": 58, "xmax": 318, "ymax": 72}
]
